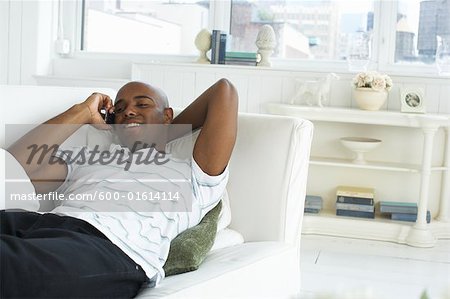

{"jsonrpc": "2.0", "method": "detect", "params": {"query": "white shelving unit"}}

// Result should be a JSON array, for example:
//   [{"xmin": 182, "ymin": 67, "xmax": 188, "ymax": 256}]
[{"xmin": 264, "ymin": 103, "xmax": 450, "ymax": 247}]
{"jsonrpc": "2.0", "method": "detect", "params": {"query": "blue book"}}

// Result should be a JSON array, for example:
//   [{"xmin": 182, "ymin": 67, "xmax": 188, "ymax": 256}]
[
  {"xmin": 306, "ymin": 203, "xmax": 322, "ymax": 209},
  {"xmin": 391, "ymin": 211, "xmax": 431, "ymax": 223},
  {"xmin": 336, "ymin": 195, "xmax": 374, "ymax": 206},
  {"xmin": 305, "ymin": 195, "xmax": 323, "ymax": 208},
  {"xmin": 336, "ymin": 209, "xmax": 375, "ymax": 219},
  {"xmin": 224, "ymin": 60, "xmax": 257, "ymax": 66},
  {"xmin": 225, "ymin": 51, "xmax": 258, "ymax": 59},
  {"xmin": 211, "ymin": 30, "xmax": 221, "ymax": 64},
  {"xmin": 336, "ymin": 202, "xmax": 375, "ymax": 212},
  {"xmin": 380, "ymin": 201, "xmax": 418, "ymax": 214},
  {"xmin": 218, "ymin": 33, "xmax": 227, "ymax": 64},
  {"xmin": 304, "ymin": 208, "xmax": 320, "ymax": 214}
]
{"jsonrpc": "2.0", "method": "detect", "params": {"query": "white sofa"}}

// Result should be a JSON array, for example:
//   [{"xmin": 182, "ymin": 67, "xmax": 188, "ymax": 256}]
[{"xmin": 0, "ymin": 85, "xmax": 314, "ymax": 299}]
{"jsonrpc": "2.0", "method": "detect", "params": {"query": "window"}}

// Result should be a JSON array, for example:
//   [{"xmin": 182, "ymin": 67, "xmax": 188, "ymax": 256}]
[
  {"xmin": 71, "ymin": 0, "xmax": 450, "ymax": 74},
  {"xmin": 395, "ymin": 0, "xmax": 450, "ymax": 65},
  {"xmin": 229, "ymin": 0, "xmax": 374, "ymax": 61},
  {"xmin": 81, "ymin": 0, "xmax": 209, "ymax": 55}
]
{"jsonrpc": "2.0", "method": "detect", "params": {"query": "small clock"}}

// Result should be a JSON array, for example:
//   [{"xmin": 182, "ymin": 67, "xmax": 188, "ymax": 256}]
[{"xmin": 400, "ymin": 87, "xmax": 426, "ymax": 113}]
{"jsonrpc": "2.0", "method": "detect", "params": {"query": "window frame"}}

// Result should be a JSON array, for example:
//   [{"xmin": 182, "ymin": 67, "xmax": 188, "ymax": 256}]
[{"xmin": 59, "ymin": 0, "xmax": 444, "ymax": 77}]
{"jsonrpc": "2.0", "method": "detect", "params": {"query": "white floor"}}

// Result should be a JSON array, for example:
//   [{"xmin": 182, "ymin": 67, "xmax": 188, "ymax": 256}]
[{"xmin": 299, "ymin": 235, "xmax": 450, "ymax": 299}]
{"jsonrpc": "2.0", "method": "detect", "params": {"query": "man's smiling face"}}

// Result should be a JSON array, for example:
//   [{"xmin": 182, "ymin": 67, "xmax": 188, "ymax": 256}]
[{"xmin": 113, "ymin": 81, "xmax": 172, "ymax": 149}]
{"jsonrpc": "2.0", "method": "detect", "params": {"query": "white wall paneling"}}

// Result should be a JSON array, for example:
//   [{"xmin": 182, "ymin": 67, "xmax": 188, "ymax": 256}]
[
  {"xmin": 131, "ymin": 62, "xmax": 450, "ymax": 115},
  {"xmin": 247, "ymin": 76, "xmax": 262, "ymax": 113},
  {"xmin": 216, "ymin": 73, "xmax": 249, "ymax": 112},
  {"xmin": 194, "ymin": 71, "xmax": 217, "ymax": 98},
  {"xmin": 439, "ymin": 85, "xmax": 450, "ymax": 114}
]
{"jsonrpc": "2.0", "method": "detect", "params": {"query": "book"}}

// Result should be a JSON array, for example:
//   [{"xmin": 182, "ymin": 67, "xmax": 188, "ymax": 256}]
[
  {"xmin": 305, "ymin": 195, "xmax": 322, "ymax": 204},
  {"xmin": 336, "ymin": 209, "xmax": 375, "ymax": 219},
  {"xmin": 336, "ymin": 202, "xmax": 375, "ymax": 212},
  {"xmin": 224, "ymin": 60, "xmax": 257, "ymax": 66},
  {"xmin": 336, "ymin": 195, "xmax": 374, "ymax": 206},
  {"xmin": 305, "ymin": 195, "xmax": 322, "ymax": 209},
  {"xmin": 391, "ymin": 211, "xmax": 431, "ymax": 223},
  {"xmin": 304, "ymin": 208, "xmax": 320, "ymax": 214},
  {"xmin": 379, "ymin": 201, "xmax": 418, "ymax": 214},
  {"xmin": 305, "ymin": 206, "xmax": 322, "ymax": 211},
  {"xmin": 336, "ymin": 186, "xmax": 374, "ymax": 199},
  {"xmin": 225, "ymin": 51, "xmax": 259, "ymax": 59},
  {"xmin": 218, "ymin": 33, "xmax": 227, "ymax": 64},
  {"xmin": 211, "ymin": 30, "xmax": 221, "ymax": 64},
  {"xmin": 225, "ymin": 58, "xmax": 258, "ymax": 63},
  {"xmin": 305, "ymin": 202, "xmax": 322, "ymax": 207}
]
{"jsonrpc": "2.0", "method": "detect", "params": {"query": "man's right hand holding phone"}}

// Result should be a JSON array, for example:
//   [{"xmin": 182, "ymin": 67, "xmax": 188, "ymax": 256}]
[{"xmin": 81, "ymin": 92, "xmax": 114, "ymax": 129}]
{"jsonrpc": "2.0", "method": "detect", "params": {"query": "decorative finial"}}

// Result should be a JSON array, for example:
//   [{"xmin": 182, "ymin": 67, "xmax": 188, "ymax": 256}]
[
  {"xmin": 255, "ymin": 25, "xmax": 276, "ymax": 67},
  {"xmin": 194, "ymin": 29, "xmax": 212, "ymax": 64}
]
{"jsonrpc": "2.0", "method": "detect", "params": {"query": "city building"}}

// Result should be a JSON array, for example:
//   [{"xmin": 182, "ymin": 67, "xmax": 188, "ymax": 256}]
[
  {"xmin": 395, "ymin": 17, "xmax": 416, "ymax": 62},
  {"xmin": 418, "ymin": 0, "xmax": 449, "ymax": 57}
]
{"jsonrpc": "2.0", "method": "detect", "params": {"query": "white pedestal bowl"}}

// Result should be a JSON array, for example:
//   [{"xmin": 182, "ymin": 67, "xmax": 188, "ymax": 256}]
[{"xmin": 340, "ymin": 137, "xmax": 382, "ymax": 164}]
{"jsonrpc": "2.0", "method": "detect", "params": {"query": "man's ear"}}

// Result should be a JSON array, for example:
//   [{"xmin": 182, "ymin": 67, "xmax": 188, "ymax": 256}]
[{"xmin": 163, "ymin": 108, "xmax": 173, "ymax": 124}]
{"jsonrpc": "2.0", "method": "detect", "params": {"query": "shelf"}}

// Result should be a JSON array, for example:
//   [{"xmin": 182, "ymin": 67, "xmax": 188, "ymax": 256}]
[
  {"xmin": 264, "ymin": 102, "xmax": 450, "ymax": 246},
  {"xmin": 264, "ymin": 103, "xmax": 450, "ymax": 128},
  {"xmin": 310, "ymin": 157, "xmax": 446, "ymax": 173},
  {"xmin": 310, "ymin": 157, "xmax": 421, "ymax": 173},
  {"xmin": 302, "ymin": 210, "xmax": 450, "ymax": 244},
  {"xmin": 302, "ymin": 210, "xmax": 413, "ymax": 244},
  {"xmin": 305, "ymin": 209, "xmax": 414, "ymax": 224}
]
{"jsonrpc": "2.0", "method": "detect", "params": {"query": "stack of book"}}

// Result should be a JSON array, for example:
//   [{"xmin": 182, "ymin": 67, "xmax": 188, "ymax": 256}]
[
  {"xmin": 224, "ymin": 52, "xmax": 259, "ymax": 66},
  {"xmin": 379, "ymin": 201, "xmax": 431, "ymax": 223},
  {"xmin": 304, "ymin": 195, "xmax": 322, "ymax": 214},
  {"xmin": 335, "ymin": 186, "xmax": 375, "ymax": 219},
  {"xmin": 211, "ymin": 30, "xmax": 227, "ymax": 64}
]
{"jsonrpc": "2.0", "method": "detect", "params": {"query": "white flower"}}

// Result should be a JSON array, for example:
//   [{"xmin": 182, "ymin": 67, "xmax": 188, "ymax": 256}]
[
  {"xmin": 362, "ymin": 73, "xmax": 374, "ymax": 85},
  {"xmin": 371, "ymin": 76, "xmax": 386, "ymax": 91},
  {"xmin": 352, "ymin": 71, "xmax": 393, "ymax": 92},
  {"xmin": 384, "ymin": 75, "xmax": 393, "ymax": 90}
]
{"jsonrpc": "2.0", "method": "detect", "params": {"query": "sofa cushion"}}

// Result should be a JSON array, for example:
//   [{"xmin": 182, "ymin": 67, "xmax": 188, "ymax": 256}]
[
  {"xmin": 138, "ymin": 242, "xmax": 300, "ymax": 299},
  {"xmin": 210, "ymin": 228, "xmax": 244, "ymax": 252},
  {"xmin": 163, "ymin": 201, "xmax": 222, "ymax": 276}
]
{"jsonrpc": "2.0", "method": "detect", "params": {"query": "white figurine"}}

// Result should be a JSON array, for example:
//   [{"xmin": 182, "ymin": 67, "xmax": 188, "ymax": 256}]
[
  {"xmin": 289, "ymin": 73, "xmax": 340, "ymax": 107},
  {"xmin": 255, "ymin": 25, "xmax": 276, "ymax": 67},
  {"xmin": 194, "ymin": 29, "xmax": 212, "ymax": 64}
]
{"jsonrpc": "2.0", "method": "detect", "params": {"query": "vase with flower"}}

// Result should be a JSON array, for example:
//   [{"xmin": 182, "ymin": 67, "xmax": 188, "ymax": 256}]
[{"xmin": 352, "ymin": 71, "xmax": 393, "ymax": 111}]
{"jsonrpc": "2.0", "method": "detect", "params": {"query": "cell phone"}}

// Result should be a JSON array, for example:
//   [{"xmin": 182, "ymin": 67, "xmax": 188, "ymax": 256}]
[{"xmin": 101, "ymin": 108, "xmax": 115, "ymax": 124}]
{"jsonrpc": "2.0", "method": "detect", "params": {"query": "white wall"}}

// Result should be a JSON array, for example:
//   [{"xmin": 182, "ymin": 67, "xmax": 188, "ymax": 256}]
[
  {"xmin": 0, "ymin": 1, "xmax": 8, "ymax": 84},
  {"xmin": 0, "ymin": 0, "xmax": 12, "ymax": 85},
  {"xmin": 0, "ymin": 0, "xmax": 55, "ymax": 85}
]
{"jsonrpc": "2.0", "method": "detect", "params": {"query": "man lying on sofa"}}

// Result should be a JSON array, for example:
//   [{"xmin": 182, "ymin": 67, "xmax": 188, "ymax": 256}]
[{"xmin": 1, "ymin": 79, "xmax": 238, "ymax": 298}]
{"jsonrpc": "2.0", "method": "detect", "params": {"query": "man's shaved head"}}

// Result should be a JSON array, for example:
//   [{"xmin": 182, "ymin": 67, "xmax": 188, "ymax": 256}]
[
  {"xmin": 115, "ymin": 81, "xmax": 169, "ymax": 108},
  {"xmin": 112, "ymin": 81, "xmax": 174, "ymax": 150}
]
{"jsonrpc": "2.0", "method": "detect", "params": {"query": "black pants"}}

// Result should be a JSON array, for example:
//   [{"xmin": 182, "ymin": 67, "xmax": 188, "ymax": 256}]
[{"xmin": 0, "ymin": 210, "xmax": 149, "ymax": 298}]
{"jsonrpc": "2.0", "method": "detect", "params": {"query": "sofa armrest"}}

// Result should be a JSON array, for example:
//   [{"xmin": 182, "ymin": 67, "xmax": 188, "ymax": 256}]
[{"xmin": 227, "ymin": 113, "xmax": 313, "ymax": 245}]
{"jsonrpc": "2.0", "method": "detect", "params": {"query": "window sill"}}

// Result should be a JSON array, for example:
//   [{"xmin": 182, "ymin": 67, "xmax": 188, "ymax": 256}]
[{"xmin": 52, "ymin": 53, "xmax": 450, "ymax": 83}]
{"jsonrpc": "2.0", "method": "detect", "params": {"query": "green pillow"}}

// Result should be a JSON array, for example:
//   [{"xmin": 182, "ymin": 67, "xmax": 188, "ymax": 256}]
[{"xmin": 163, "ymin": 201, "xmax": 222, "ymax": 276}]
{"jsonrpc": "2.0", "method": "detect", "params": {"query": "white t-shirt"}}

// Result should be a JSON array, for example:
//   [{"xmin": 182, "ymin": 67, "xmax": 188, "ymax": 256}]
[{"xmin": 51, "ymin": 144, "xmax": 228, "ymax": 285}]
